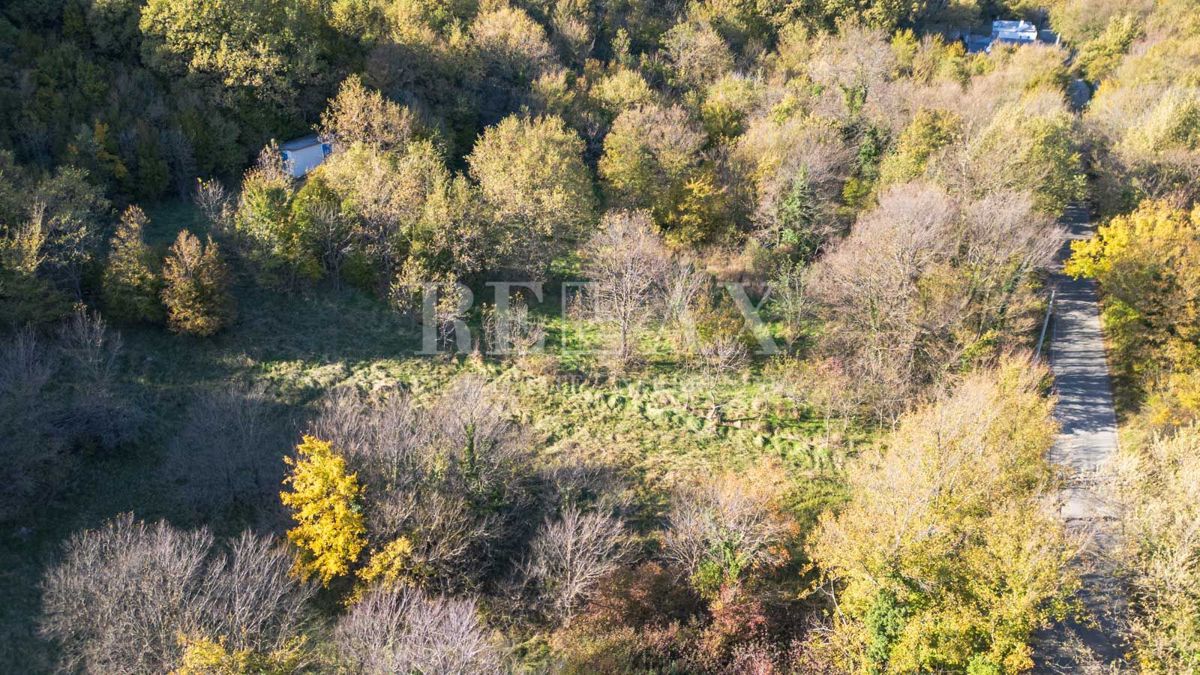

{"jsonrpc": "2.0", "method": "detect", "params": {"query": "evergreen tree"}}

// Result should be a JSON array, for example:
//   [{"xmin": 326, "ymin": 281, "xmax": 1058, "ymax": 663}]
[
  {"xmin": 161, "ymin": 230, "xmax": 233, "ymax": 336},
  {"xmin": 776, "ymin": 169, "xmax": 819, "ymax": 259},
  {"xmin": 102, "ymin": 205, "xmax": 163, "ymax": 324}
]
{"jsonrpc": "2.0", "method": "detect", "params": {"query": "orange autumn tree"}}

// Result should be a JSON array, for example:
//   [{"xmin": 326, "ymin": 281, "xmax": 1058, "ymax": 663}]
[{"xmin": 280, "ymin": 436, "xmax": 366, "ymax": 585}]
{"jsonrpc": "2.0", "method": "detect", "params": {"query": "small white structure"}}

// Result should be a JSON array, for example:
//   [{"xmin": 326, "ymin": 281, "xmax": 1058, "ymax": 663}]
[
  {"xmin": 991, "ymin": 19, "xmax": 1038, "ymax": 46},
  {"xmin": 965, "ymin": 19, "xmax": 1041, "ymax": 53},
  {"xmin": 280, "ymin": 135, "xmax": 332, "ymax": 178}
]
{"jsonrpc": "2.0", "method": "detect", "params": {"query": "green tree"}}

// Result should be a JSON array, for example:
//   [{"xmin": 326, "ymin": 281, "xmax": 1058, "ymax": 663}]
[
  {"xmin": 661, "ymin": 19, "xmax": 734, "ymax": 92},
  {"xmin": 963, "ymin": 106, "xmax": 1086, "ymax": 214},
  {"xmin": 469, "ymin": 4, "xmax": 558, "ymax": 123},
  {"xmin": 600, "ymin": 103, "xmax": 704, "ymax": 228},
  {"xmin": 775, "ymin": 169, "xmax": 821, "ymax": 259},
  {"xmin": 102, "ymin": 206, "xmax": 163, "ymax": 324},
  {"xmin": 319, "ymin": 74, "xmax": 419, "ymax": 153},
  {"xmin": 879, "ymin": 109, "xmax": 961, "ymax": 186},
  {"xmin": 1076, "ymin": 14, "xmax": 1142, "ymax": 83},
  {"xmin": 33, "ymin": 165, "xmax": 111, "ymax": 296},
  {"xmin": 280, "ymin": 436, "xmax": 367, "ymax": 586},
  {"xmin": 467, "ymin": 114, "xmax": 595, "ymax": 273},
  {"xmin": 161, "ymin": 230, "xmax": 234, "ymax": 336},
  {"xmin": 139, "ymin": 0, "xmax": 332, "ymax": 111},
  {"xmin": 0, "ymin": 206, "xmax": 71, "ymax": 327},
  {"xmin": 234, "ymin": 145, "xmax": 321, "ymax": 287}
]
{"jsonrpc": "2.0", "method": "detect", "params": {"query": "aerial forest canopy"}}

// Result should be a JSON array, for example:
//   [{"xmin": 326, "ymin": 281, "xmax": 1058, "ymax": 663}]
[{"xmin": 0, "ymin": 0, "xmax": 1198, "ymax": 672}]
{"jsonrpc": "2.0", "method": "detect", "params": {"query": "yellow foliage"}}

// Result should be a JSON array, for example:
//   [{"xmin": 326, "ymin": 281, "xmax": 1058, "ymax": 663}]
[
  {"xmin": 1066, "ymin": 200, "xmax": 1200, "ymax": 413},
  {"xmin": 662, "ymin": 168, "xmax": 730, "ymax": 247},
  {"xmin": 1109, "ymin": 425, "xmax": 1200, "ymax": 671},
  {"xmin": 357, "ymin": 536, "xmax": 418, "ymax": 589},
  {"xmin": 173, "ymin": 634, "xmax": 306, "ymax": 675},
  {"xmin": 280, "ymin": 436, "xmax": 366, "ymax": 585},
  {"xmin": 809, "ymin": 359, "xmax": 1077, "ymax": 673}
]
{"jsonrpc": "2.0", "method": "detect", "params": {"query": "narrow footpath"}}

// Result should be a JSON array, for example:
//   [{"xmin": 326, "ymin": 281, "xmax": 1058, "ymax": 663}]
[{"xmin": 1038, "ymin": 203, "xmax": 1125, "ymax": 669}]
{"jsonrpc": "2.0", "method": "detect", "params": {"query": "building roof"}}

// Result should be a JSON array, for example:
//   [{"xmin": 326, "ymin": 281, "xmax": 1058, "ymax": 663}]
[
  {"xmin": 280, "ymin": 134, "xmax": 322, "ymax": 152},
  {"xmin": 965, "ymin": 19, "xmax": 1040, "ymax": 53},
  {"xmin": 992, "ymin": 19, "xmax": 1038, "ymax": 43}
]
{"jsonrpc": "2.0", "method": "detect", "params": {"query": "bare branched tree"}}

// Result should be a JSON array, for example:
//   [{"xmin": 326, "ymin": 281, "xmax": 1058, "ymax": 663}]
[
  {"xmin": 311, "ymin": 376, "xmax": 537, "ymax": 589},
  {"xmin": 0, "ymin": 329, "xmax": 59, "ymax": 520},
  {"xmin": 698, "ymin": 334, "xmax": 750, "ymax": 375},
  {"xmin": 661, "ymin": 258, "xmax": 708, "ymax": 354},
  {"xmin": 58, "ymin": 308, "xmax": 137, "ymax": 451},
  {"xmin": 307, "ymin": 198, "xmax": 354, "ymax": 287},
  {"xmin": 199, "ymin": 531, "xmax": 316, "ymax": 658},
  {"xmin": 484, "ymin": 296, "xmax": 545, "ymax": 357},
  {"xmin": 522, "ymin": 507, "xmax": 631, "ymax": 624},
  {"xmin": 40, "ymin": 515, "xmax": 314, "ymax": 674},
  {"xmin": 40, "ymin": 515, "xmax": 213, "ymax": 673},
  {"xmin": 194, "ymin": 178, "xmax": 233, "ymax": 235},
  {"xmin": 663, "ymin": 466, "xmax": 795, "ymax": 587},
  {"xmin": 584, "ymin": 210, "xmax": 671, "ymax": 369},
  {"xmin": 809, "ymin": 182, "xmax": 1062, "ymax": 420},
  {"xmin": 163, "ymin": 382, "xmax": 287, "ymax": 520},
  {"xmin": 335, "ymin": 588, "xmax": 504, "ymax": 674},
  {"xmin": 58, "ymin": 307, "xmax": 120, "ymax": 389}
]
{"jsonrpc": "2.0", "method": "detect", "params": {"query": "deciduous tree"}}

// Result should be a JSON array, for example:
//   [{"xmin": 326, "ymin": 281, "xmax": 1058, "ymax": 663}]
[
  {"xmin": 335, "ymin": 588, "xmax": 504, "ymax": 673},
  {"xmin": 809, "ymin": 360, "xmax": 1078, "ymax": 674},
  {"xmin": 468, "ymin": 115, "xmax": 595, "ymax": 274},
  {"xmin": 522, "ymin": 507, "xmax": 631, "ymax": 624},
  {"xmin": 583, "ymin": 210, "xmax": 670, "ymax": 369},
  {"xmin": 280, "ymin": 436, "xmax": 367, "ymax": 585},
  {"xmin": 40, "ymin": 515, "xmax": 314, "ymax": 673}
]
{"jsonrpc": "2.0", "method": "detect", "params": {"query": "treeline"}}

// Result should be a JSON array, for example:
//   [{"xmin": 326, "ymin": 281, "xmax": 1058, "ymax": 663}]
[
  {"xmin": 3, "ymin": 0, "xmax": 1085, "ymax": 403},
  {"xmin": 0, "ymin": 0, "xmax": 1028, "ymax": 206}
]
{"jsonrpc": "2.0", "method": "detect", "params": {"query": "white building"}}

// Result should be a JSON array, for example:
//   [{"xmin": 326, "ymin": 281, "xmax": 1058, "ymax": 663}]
[
  {"xmin": 991, "ymin": 19, "xmax": 1038, "ymax": 46},
  {"xmin": 279, "ymin": 135, "xmax": 332, "ymax": 178},
  {"xmin": 965, "ymin": 19, "xmax": 1041, "ymax": 53}
]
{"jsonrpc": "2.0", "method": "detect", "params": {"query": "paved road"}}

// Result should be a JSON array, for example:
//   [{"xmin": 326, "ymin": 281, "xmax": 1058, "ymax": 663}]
[{"xmin": 1038, "ymin": 204, "xmax": 1125, "ymax": 669}]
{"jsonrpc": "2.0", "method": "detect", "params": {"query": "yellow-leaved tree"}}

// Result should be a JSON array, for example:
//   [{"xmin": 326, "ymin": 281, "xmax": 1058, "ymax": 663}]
[
  {"xmin": 1108, "ymin": 424, "xmax": 1200, "ymax": 671},
  {"xmin": 1066, "ymin": 199, "xmax": 1200, "ymax": 427},
  {"xmin": 280, "ymin": 436, "xmax": 366, "ymax": 585},
  {"xmin": 808, "ymin": 358, "xmax": 1078, "ymax": 674},
  {"xmin": 173, "ymin": 634, "xmax": 306, "ymax": 675}
]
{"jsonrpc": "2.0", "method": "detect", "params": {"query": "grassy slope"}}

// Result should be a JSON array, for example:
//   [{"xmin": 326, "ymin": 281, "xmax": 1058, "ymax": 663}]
[{"xmin": 0, "ymin": 200, "xmax": 853, "ymax": 671}]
